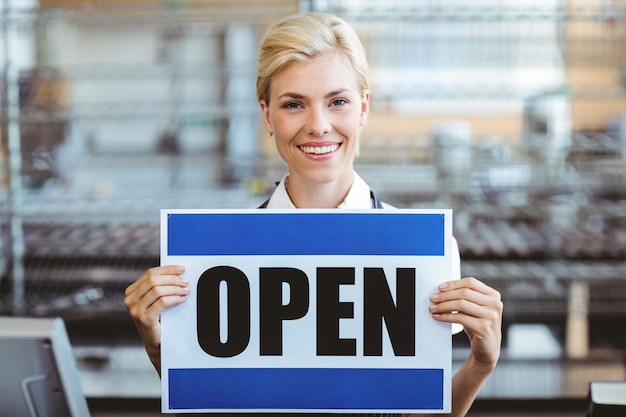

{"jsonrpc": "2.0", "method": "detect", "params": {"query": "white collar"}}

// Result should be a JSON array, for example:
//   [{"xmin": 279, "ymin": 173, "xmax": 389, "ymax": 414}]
[{"xmin": 264, "ymin": 172, "xmax": 374, "ymax": 209}]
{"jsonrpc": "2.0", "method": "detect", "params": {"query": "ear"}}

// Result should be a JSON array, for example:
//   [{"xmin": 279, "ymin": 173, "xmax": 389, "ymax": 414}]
[
  {"xmin": 259, "ymin": 99, "xmax": 273, "ymax": 135},
  {"xmin": 359, "ymin": 90, "xmax": 370, "ymax": 127}
]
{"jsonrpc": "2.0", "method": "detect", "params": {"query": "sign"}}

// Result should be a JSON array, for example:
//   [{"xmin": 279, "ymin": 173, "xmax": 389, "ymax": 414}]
[{"xmin": 161, "ymin": 209, "xmax": 453, "ymax": 414}]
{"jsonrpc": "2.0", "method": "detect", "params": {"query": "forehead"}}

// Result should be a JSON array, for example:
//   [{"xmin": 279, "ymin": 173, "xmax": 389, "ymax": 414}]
[{"xmin": 270, "ymin": 54, "xmax": 360, "ymax": 97}]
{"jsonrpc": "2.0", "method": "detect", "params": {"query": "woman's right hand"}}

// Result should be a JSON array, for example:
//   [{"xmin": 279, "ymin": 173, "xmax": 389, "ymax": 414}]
[{"xmin": 124, "ymin": 265, "xmax": 189, "ymax": 375}]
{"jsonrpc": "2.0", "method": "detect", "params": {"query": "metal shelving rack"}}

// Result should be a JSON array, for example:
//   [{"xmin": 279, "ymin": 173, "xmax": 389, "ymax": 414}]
[{"xmin": 1, "ymin": 0, "xmax": 625, "ymax": 400}]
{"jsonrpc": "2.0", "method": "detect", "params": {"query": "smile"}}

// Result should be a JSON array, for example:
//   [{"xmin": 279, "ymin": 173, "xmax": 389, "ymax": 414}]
[{"xmin": 298, "ymin": 144, "xmax": 340, "ymax": 155}]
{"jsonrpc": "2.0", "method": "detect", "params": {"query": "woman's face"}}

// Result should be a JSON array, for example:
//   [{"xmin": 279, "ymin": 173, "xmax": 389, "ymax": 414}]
[{"xmin": 260, "ymin": 54, "xmax": 369, "ymax": 188}]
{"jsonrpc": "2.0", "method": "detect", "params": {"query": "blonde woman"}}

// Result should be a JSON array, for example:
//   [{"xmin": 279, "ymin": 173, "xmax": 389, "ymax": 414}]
[{"xmin": 125, "ymin": 13, "xmax": 502, "ymax": 417}]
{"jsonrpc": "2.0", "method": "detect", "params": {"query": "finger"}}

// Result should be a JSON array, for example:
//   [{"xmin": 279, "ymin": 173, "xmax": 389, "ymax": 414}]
[
  {"xmin": 126, "ymin": 282, "xmax": 190, "ymax": 316},
  {"xmin": 432, "ymin": 308, "xmax": 502, "ymax": 343},
  {"xmin": 134, "ymin": 291, "xmax": 189, "ymax": 326},
  {"xmin": 433, "ymin": 301, "xmax": 502, "ymax": 326},
  {"xmin": 125, "ymin": 265, "xmax": 187, "ymax": 299},
  {"xmin": 430, "ymin": 288, "xmax": 497, "ymax": 312},
  {"xmin": 126, "ymin": 265, "xmax": 186, "ymax": 292},
  {"xmin": 430, "ymin": 286, "xmax": 503, "ymax": 320},
  {"xmin": 433, "ymin": 278, "xmax": 501, "ymax": 307},
  {"xmin": 429, "ymin": 278, "xmax": 503, "ymax": 322},
  {"xmin": 429, "ymin": 296, "xmax": 495, "ymax": 319},
  {"xmin": 124, "ymin": 266, "xmax": 188, "ymax": 315},
  {"xmin": 126, "ymin": 288, "xmax": 190, "ymax": 341},
  {"xmin": 439, "ymin": 276, "xmax": 501, "ymax": 298},
  {"xmin": 430, "ymin": 305, "xmax": 502, "ymax": 344},
  {"xmin": 432, "ymin": 310, "xmax": 501, "ymax": 356}
]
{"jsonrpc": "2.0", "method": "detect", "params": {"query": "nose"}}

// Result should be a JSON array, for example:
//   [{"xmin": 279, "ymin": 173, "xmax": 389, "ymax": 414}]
[{"xmin": 306, "ymin": 107, "xmax": 331, "ymax": 137}]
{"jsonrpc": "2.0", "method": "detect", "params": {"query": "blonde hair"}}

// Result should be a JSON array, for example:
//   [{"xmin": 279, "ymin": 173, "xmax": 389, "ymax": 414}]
[{"xmin": 256, "ymin": 13, "xmax": 370, "ymax": 104}]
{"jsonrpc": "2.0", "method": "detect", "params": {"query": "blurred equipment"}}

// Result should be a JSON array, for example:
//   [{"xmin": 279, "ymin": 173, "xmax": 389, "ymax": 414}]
[
  {"xmin": 18, "ymin": 69, "xmax": 69, "ymax": 189},
  {"xmin": 523, "ymin": 88, "xmax": 572, "ymax": 169},
  {"xmin": 586, "ymin": 381, "xmax": 626, "ymax": 417},
  {"xmin": 0, "ymin": 317, "xmax": 91, "ymax": 417},
  {"xmin": 432, "ymin": 121, "xmax": 473, "ymax": 195}
]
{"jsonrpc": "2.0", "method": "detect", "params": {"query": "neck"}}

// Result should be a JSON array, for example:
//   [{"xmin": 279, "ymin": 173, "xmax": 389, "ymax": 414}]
[{"xmin": 286, "ymin": 171, "xmax": 355, "ymax": 208}]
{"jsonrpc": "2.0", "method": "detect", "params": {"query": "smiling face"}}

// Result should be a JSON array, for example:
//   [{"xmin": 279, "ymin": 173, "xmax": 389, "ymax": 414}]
[{"xmin": 260, "ymin": 54, "xmax": 370, "ymax": 197}]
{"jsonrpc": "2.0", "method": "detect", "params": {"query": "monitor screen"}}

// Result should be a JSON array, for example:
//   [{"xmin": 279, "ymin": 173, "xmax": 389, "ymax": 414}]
[
  {"xmin": 587, "ymin": 381, "xmax": 626, "ymax": 417},
  {"xmin": 0, "ymin": 317, "xmax": 91, "ymax": 417}
]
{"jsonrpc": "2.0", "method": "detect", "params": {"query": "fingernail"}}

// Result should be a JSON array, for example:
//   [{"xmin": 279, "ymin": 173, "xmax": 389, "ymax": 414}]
[
  {"xmin": 439, "ymin": 282, "xmax": 449, "ymax": 290},
  {"xmin": 430, "ymin": 293, "xmax": 439, "ymax": 301},
  {"xmin": 175, "ymin": 265, "xmax": 185, "ymax": 272},
  {"xmin": 180, "ymin": 277, "xmax": 189, "ymax": 285}
]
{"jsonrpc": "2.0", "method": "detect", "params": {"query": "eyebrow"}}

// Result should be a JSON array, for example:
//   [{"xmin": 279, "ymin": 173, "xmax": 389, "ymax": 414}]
[{"xmin": 277, "ymin": 89, "xmax": 353, "ymax": 101}]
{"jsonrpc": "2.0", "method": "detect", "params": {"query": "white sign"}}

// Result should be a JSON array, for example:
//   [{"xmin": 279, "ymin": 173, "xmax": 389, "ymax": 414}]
[{"xmin": 161, "ymin": 209, "xmax": 453, "ymax": 414}]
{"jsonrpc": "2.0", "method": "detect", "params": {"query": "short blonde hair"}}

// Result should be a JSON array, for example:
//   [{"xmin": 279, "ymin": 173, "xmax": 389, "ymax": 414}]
[{"xmin": 256, "ymin": 13, "xmax": 370, "ymax": 104}]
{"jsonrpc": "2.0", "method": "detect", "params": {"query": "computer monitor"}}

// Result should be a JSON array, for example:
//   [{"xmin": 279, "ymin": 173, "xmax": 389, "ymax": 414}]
[
  {"xmin": 0, "ymin": 317, "xmax": 91, "ymax": 417},
  {"xmin": 586, "ymin": 381, "xmax": 626, "ymax": 417}
]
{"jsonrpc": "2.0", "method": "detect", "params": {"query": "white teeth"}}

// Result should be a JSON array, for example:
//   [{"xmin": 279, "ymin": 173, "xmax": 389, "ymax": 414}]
[{"xmin": 299, "ymin": 144, "xmax": 339, "ymax": 155}]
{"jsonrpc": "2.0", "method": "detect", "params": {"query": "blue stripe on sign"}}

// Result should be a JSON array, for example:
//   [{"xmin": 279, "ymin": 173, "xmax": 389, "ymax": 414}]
[
  {"xmin": 168, "ymin": 367, "xmax": 443, "ymax": 411},
  {"xmin": 167, "ymin": 212, "xmax": 445, "ymax": 256}
]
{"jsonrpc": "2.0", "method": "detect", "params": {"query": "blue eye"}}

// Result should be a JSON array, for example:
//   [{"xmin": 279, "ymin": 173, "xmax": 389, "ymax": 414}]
[
  {"xmin": 283, "ymin": 102, "xmax": 302, "ymax": 109},
  {"xmin": 331, "ymin": 98, "xmax": 348, "ymax": 106}
]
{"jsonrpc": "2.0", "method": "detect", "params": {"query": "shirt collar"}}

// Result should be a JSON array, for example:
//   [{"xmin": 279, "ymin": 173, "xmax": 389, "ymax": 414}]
[
  {"xmin": 338, "ymin": 172, "xmax": 372, "ymax": 209},
  {"xmin": 264, "ymin": 172, "xmax": 373, "ymax": 209},
  {"xmin": 264, "ymin": 174, "xmax": 296, "ymax": 209}
]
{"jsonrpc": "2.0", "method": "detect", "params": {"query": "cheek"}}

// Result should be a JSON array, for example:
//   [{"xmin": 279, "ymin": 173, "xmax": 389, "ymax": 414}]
[
  {"xmin": 337, "ymin": 114, "xmax": 363, "ymax": 141},
  {"xmin": 272, "ymin": 120, "xmax": 293, "ymax": 148},
  {"xmin": 273, "ymin": 115, "xmax": 301, "ymax": 139}
]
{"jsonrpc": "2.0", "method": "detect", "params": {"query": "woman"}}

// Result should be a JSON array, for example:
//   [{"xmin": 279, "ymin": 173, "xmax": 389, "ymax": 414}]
[{"xmin": 124, "ymin": 12, "xmax": 502, "ymax": 417}]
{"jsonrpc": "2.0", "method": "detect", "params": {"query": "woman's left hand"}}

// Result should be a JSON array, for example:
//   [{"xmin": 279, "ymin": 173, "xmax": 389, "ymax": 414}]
[{"xmin": 429, "ymin": 276, "xmax": 503, "ymax": 372}]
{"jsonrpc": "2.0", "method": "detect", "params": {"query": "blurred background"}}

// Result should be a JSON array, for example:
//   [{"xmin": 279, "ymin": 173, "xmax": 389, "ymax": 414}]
[{"xmin": 1, "ymin": 0, "xmax": 625, "ymax": 415}]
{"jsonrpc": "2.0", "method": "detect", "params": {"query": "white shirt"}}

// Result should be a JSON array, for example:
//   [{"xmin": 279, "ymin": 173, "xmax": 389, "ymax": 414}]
[{"xmin": 264, "ymin": 172, "xmax": 378, "ymax": 209}]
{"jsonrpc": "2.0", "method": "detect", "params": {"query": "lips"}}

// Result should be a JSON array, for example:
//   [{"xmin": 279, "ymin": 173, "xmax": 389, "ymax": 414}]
[{"xmin": 298, "ymin": 143, "xmax": 340, "ymax": 155}]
